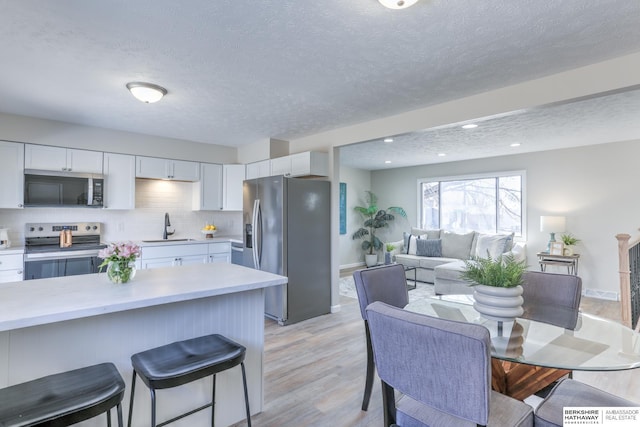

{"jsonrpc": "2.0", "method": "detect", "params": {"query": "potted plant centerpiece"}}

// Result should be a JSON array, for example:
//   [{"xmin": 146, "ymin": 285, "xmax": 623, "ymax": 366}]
[
  {"xmin": 560, "ymin": 233, "xmax": 580, "ymax": 256},
  {"xmin": 460, "ymin": 253, "xmax": 528, "ymax": 322},
  {"xmin": 352, "ymin": 191, "xmax": 406, "ymax": 267}
]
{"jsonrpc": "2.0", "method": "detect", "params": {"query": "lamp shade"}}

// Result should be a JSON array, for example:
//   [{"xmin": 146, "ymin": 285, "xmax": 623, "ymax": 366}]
[
  {"xmin": 126, "ymin": 82, "xmax": 167, "ymax": 103},
  {"xmin": 540, "ymin": 216, "xmax": 566, "ymax": 233},
  {"xmin": 378, "ymin": 0, "xmax": 419, "ymax": 10}
]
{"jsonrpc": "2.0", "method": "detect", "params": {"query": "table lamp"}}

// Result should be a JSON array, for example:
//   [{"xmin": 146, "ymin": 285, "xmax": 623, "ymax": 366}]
[{"xmin": 540, "ymin": 216, "xmax": 566, "ymax": 252}]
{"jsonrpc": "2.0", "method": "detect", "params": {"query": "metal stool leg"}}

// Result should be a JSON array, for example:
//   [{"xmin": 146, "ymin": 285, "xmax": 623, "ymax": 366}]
[
  {"xmin": 241, "ymin": 362, "xmax": 251, "ymax": 427},
  {"xmin": 150, "ymin": 388, "xmax": 157, "ymax": 427},
  {"xmin": 107, "ymin": 409, "xmax": 112, "ymax": 427},
  {"xmin": 117, "ymin": 402, "xmax": 124, "ymax": 427},
  {"xmin": 127, "ymin": 371, "xmax": 137, "ymax": 427}
]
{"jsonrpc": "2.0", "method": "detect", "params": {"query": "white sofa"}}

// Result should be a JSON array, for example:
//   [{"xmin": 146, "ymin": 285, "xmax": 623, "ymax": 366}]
[{"xmin": 387, "ymin": 227, "xmax": 527, "ymax": 295}]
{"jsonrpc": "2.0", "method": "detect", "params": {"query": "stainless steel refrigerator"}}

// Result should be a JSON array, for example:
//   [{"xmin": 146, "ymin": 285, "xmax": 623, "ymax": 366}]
[{"xmin": 243, "ymin": 175, "xmax": 331, "ymax": 325}]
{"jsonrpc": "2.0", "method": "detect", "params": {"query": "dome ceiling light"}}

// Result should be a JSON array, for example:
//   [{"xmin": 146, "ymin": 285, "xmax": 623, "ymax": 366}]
[
  {"xmin": 378, "ymin": 0, "xmax": 420, "ymax": 10},
  {"xmin": 126, "ymin": 82, "xmax": 167, "ymax": 103}
]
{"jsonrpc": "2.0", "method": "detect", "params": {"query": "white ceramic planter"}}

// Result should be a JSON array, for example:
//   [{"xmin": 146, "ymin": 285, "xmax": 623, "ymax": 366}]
[
  {"xmin": 473, "ymin": 284, "xmax": 524, "ymax": 323},
  {"xmin": 365, "ymin": 254, "xmax": 378, "ymax": 267}
]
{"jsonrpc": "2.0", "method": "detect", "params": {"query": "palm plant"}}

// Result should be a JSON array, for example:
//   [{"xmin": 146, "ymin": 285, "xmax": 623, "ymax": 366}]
[{"xmin": 352, "ymin": 191, "xmax": 406, "ymax": 255}]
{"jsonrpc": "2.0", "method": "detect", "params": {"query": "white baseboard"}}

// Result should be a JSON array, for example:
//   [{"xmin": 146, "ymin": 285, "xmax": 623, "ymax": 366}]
[
  {"xmin": 340, "ymin": 262, "xmax": 365, "ymax": 270},
  {"xmin": 330, "ymin": 304, "xmax": 341, "ymax": 313},
  {"xmin": 583, "ymin": 288, "xmax": 619, "ymax": 301}
]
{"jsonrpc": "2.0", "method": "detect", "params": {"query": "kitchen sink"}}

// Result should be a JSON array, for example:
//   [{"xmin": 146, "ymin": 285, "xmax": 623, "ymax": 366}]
[{"xmin": 141, "ymin": 239, "xmax": 197, "ymax": 243}]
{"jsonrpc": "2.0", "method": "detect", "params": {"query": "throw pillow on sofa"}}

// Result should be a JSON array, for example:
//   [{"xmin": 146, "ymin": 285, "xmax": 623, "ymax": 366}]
[
  {"xmin": 440, "ymin": 231, "xmax": 475, "ymax": 259},
  {"xmin": 474, "ymin": 233, "xmax": 514, "ymax": 259},
  {"xmin": 403, "ymin": 232, "xmax": 428, "ymax": 255},
  {"xmin": 416, "ymin": 238, "xmax": 442, "ymax": 257}
]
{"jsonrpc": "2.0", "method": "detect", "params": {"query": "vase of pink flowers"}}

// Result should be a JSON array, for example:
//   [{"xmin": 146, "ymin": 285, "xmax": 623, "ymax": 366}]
[{"xmin": 98, "ymin": 242, "xmax": 141, "ymax": 284}]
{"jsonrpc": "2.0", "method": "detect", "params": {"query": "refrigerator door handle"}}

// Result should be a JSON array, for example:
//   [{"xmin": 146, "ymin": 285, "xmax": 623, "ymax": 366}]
[
  {"xmin": 252, "ymin": 199, "xmax": 260, "ymax": 269},
  {"xmin": 257, "ymin": 199, "xmax": 263, "ymax": 268}
]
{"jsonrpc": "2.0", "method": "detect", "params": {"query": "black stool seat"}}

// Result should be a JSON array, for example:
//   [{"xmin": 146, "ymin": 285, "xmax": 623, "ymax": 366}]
[
  {"xmin": 0, "ymin": 362, "xmax": 125, "ymax": 427},
  {"xmin": 132, "ymin": 334, "xmax": 245, "ymax": 390},
  {"xmin": 128, "ymin": 333, "xmax": 251, "ymax": 427}
]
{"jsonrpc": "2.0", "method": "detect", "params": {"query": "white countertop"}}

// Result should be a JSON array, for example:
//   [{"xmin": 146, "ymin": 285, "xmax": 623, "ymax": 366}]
[
  {"xmin": 0, "ymin": 246, "xmax": 24, "ymax": 255},
  {"xmin": 0, "ymin": 263, "xmax": 286, "ymax": 332}
]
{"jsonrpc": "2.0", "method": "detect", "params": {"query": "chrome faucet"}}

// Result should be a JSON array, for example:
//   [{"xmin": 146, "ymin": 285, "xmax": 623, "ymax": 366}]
[{"xmin": 163, "ymin": 212, "xmax": 175, "ymax": 240}]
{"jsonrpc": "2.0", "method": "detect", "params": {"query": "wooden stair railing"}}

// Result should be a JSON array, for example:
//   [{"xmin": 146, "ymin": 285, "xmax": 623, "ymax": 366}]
[{"xmin": 616, "ymin": 233, "xmax": 640, "ymax": 331}]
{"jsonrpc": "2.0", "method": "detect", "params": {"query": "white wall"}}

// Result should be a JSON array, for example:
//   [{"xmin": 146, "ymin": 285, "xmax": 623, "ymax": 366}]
[
  {"xmin": 0, "ymin": 112, "xmax": 237, "ymax": 163},
  {"xmin": 338, "ymin": 166, "xmax": 371, "ymax": 268},
  {"xmin": 370, "ymin": 140, "xmax": 640, "ymax": 300}
]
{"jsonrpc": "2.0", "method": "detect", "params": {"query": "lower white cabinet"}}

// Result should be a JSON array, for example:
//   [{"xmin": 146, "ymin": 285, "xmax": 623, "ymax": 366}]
[
  {"xmin": 208, "ymin": 242, "xmax": 231, "ymax": 264},
  {"xmin": 0, "ymin": 253, "xmax": 24, "ymax": 283},
  {"xmin": 140, "ymin": 242, "xmax": 231, "ymax": 269}
]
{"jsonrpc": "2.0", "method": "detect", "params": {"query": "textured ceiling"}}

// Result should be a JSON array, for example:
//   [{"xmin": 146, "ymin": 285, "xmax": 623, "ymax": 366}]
[
  {"xmin": 0, "ymin": 1, "xmax": 639, "ymax": 168},
  {"xmin": 341, "ymin": 87, "xmax": 640, "ymax": 170}
]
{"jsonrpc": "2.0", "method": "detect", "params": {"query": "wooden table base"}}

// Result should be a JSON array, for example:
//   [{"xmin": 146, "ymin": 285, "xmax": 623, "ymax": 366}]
[{"xmin": 491, "ymin": 358, "xmax": 570, "ymax": 401}]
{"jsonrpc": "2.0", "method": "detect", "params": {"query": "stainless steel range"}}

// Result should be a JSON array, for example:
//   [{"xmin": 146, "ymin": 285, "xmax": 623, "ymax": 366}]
[{"xmin": 24, "ymin": 222, "xmax": 106, "ymax": 280}]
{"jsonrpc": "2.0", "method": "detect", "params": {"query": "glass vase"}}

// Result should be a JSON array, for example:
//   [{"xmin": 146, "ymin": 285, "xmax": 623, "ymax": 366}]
[{"xmin": 106, "ymin": 261, "xmax": 136, "ymax": 284}]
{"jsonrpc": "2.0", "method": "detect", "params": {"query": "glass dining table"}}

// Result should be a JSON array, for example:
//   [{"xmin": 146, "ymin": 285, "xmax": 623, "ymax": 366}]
[{"xmin": 405, "ymin": 295, "xmax": 640, "ymax": 400}]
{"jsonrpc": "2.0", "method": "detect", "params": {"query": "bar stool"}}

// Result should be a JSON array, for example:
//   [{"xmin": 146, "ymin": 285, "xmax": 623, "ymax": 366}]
[
  {"xmin": 127, "ymin": 333, "xmax": 251, "ymax": 427},
  {"xmin": 0, "ymin": 362, "xmax": 125, "ymax": 426}
]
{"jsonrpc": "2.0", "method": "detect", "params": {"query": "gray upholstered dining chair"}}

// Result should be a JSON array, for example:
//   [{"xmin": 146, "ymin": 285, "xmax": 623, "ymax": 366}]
[
  {"xmin": 535, "ymin": 378, "xmax": 638, "ymax": 426},
  {"xmin": 366, "ymin": 301, "xmax": 534, "ymax": 427},
  {"xmin": 353, "ymin": 263, "xmax": 409, "ymax": 411},
  {"xmin": 521, "ymin": 271, "xmax": 582, "ymax": 330}
]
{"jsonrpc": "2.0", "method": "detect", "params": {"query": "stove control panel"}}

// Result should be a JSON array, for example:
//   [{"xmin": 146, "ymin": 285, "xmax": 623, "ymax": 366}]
[{"xmin": 25, "ymin": 222, "xmax": 102, "ymax": 238}]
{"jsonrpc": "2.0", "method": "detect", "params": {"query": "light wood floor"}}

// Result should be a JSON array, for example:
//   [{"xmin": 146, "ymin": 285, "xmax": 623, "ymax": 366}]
[{"xmin": 231, "ymin": 272, "xmax": 639, "ymax": 427}]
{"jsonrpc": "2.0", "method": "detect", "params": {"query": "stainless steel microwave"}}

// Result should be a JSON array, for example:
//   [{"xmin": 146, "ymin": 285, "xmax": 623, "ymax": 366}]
[{"xmin": 24, "ymin": 169, "xmax": 104, "ymax": 207}]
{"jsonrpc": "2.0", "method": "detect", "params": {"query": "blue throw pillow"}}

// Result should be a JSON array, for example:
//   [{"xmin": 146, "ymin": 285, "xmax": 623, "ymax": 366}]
[{"xmin": 416, "ymin": 238, "xmax": 442, "ymax": 257}]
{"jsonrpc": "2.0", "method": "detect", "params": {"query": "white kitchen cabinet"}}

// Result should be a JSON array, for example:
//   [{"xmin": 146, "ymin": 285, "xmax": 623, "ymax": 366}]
[
  {"xmin": 269, "ymin": 151, "xmax": 328, "ymax": 177},
  {"xmin": 0, "ymin": 141, "xmax": 24, "ymax": 209},
  {"xmin": 24, "ymin": 144, "xmax": 103, "ymax": 174},
  {"xmin": 223, "ymin": 164, "xmax": 245, "ymax": 211},
  {"xmin": 136, "ymin": 156, "xmax": 200, "ymax": 181},
  {"xmin": 103, "ymin": 152, "xmax": 135, "ymax": 209},
  {"xmin": 139, "ymin": 243, "xmax": 209, "ymax": 269},
  {"xmin": 208, "ymin": 242, "xmax": 231, "ymax": 264},
  {"xmin": 0, "ymin": 253, "xmax": 24, "ymax": 283},
  {"xmin": 193, "ymin": 164, "xmax": 244, "ymax": 211},
  {"xmin": 193, "ymin": 163, "xmax": 223, "ymax": 211},
  {"xmin": 245, "ymin": 160, "xmax": 271, "ymax": 179}
]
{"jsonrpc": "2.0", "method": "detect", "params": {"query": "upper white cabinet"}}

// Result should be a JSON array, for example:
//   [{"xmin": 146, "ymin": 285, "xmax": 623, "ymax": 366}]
[
  {"xmin": 0, "ymin": 141, "xmax": 24, "ymax": 209},
  {"xmin": 194, "ymin": 163, "xmax": 244, "ymax": 211},
  {"xmin": 136, "ymin": 156, "xmax": 200, "ymax": 181},
  {"xmin": 103, "ymin": 152, "xmax": 136, "ymax": 210},
  {"xmin": 194, "ymin": 163, "xmax": 223, "ymax": 211},
  {"xmin": 223, "ymin": 164, "xmax": 245, "ymax": 211},
  {"xmin": 25, "ymin": 144, "xmax": 103, "ymax": 174},
  {"xmin": 270, "ymin": 152, "xmax": 328, "ymax": 178},
  {"xmin": 246, "ymin": 160, "xmax": 271, "ymax": 180}
]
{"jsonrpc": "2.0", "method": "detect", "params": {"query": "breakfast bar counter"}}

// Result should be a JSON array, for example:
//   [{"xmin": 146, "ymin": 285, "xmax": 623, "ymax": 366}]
[{"xmin": 0, "ymin": 263, "xmax": 287, "ymax": 427}]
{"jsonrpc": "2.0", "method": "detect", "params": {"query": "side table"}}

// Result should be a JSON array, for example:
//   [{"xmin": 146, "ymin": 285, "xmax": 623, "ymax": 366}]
[{"xmin": 536, "ymin": 252, "xmax": 580, "ymax": 275}]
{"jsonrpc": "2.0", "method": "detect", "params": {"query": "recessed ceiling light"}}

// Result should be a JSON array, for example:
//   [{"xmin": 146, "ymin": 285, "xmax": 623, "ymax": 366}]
[
  {"xmin": 385, "ymin": 160, "xmax": 392, "ymax": 164},
  {"xmin": 384, "ymin": 138, "xmax": 394, "ymax": 143},
  {"xmin": 510, "ymin": 143, "xmax": 521, "ymax": 147},
  {"xmin": 378, "ymin": 0, "xmax": 419, "ymax": 10},
  {"xmin": 462, "ymin": 124, "xmax": 478, "ymax": 129},
  {"xmin": 437, "ymin": 153, "xmax": 446, "ymax": 157},
  {"xmin": 126, "ymin": 82, "xmax": 167, "ymax": 103}
]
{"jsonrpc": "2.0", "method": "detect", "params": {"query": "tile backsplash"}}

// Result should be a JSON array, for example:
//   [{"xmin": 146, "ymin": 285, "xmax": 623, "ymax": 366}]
[{"xmin": 0, "ymin": 180, "xmax": 243, "ymax": 246}]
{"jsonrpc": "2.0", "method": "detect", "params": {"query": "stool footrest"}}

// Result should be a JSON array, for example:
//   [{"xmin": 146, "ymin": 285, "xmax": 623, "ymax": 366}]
[{"xmin": 157, "ymin": 402, "xmax": 212, "ymax": 427}]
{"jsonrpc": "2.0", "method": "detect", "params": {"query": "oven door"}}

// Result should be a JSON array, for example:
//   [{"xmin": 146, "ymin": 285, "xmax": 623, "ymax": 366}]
[{"xmin": 24, "ymin": 250, "xmax": 101, "ymax": 280}]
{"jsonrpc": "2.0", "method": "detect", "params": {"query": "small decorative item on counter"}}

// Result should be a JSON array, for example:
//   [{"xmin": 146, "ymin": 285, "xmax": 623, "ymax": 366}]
[
  {"xmin": 201, "ymin": 223, "xmax": 218, "ymax": 238},
  {"xmin": 98, "ymin": 241, "xmax": 141, "ymax": 284}
]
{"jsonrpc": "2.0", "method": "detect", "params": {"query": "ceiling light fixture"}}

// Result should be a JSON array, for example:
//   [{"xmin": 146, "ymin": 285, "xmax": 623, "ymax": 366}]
[
  {"xmin": 384, "ymin": 138, "xmax": 394, "ymax": 143},
  {"xmin": 510, "ymin": 143, "xmax": 521, "ymax": 147},
  {"xmin": 385, "ymin": 160, "xmax": 392, "ymax": 164},
  {"xmin": 462, "ymin": 124, "xmax": 478, "ymax": 129},
  {"xmin": 378, "ymin": 0, "xmax": 419, "ymax": 10},
  {"xmin": 437, "ymin": 153, "xmax": 446, "ymax": 157},
  {"xmin": 126, "ymin": 82, "xmax": 167, "ymax": 103}
]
